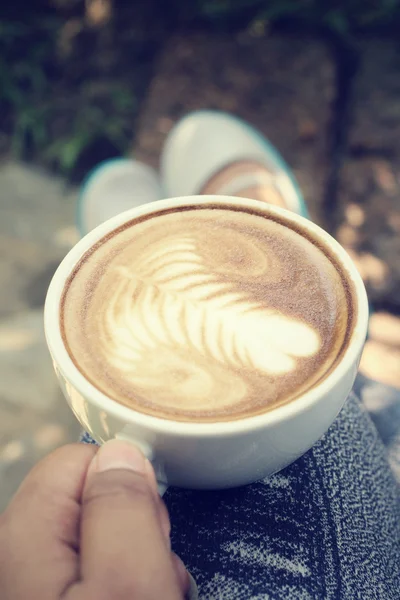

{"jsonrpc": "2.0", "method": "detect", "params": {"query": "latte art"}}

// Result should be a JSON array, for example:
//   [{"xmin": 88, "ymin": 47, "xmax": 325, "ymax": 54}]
[{"xmin": 61, "ymin": 206, "xmax": 354, "ymax": 421}]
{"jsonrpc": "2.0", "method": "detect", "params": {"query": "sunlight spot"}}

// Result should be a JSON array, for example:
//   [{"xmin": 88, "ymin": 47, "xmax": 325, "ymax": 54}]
[
  {"xmin": 0, "ymin": 440, "xmax": 25, "ymax": 463},
  {"xmin": 52, "ymin": 226, "xmax": 80, "ymax": 248},
  {"xmin": 372, "ymin": 160, "xmax": 397, "ymax": 194},
  {"xmin": 369, "ymin": 312, "xmax": 400, "ymax": 348},
  {"xmin": 361, "ymin": 253, "xmax": 389, "ymax": 289},
  {"xmin": 360, "ymin": 340, "xmax": 400, "ymax": 389},
  {"xmin": 345, "ymin": 203, "xmax": 365, "ymax": 228},
  {"xmin": 345, "ymin": 250, "xmax": 388, "ymax": 289},
  {"xmin": 0, "ymin": 328, "xmax": 36, "ymax": 351},
  {"xmin": 85, "ymin": 0, "xmax": 112, "ymax": 27},
  {"xmin": 34, "ymin": 424, "xmax": 66, "ymax": 450},
  {"xmin": 337, "ymin": 224, "xmax": 359, "ymax": 248}
]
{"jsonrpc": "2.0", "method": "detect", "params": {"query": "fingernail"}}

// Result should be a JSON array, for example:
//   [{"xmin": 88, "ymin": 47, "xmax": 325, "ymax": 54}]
[{"xmin": 94, "ymin": 440, "xmax": 146, "ymax": 474}]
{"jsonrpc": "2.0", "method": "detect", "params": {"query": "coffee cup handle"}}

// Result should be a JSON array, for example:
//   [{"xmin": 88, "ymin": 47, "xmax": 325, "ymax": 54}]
[{"xmin": 114, "ymin": 433, "xmax": 168, "ymax": 496}]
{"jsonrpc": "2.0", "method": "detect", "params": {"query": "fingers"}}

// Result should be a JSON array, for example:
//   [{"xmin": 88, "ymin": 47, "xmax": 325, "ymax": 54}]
[
  {"xmin": 0, "ymin": 440, "xmax": 189, "ymax": 600},
  {"xmin": 75, "ymin": 440, "xmax": 185, "ymax": 600},
  {"xmin": 0, "ymin": 444, "xmax": 96, "ymax": 600}
]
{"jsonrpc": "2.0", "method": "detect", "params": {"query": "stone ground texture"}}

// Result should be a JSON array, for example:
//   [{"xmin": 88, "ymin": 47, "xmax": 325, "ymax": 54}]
[
  {"xmin": 1, "ymin": 33, "xmax": 400, "ymax": 510},
  {"xmin": 0, "ymin": 163, "xmax": 80, "ymax": 512}
]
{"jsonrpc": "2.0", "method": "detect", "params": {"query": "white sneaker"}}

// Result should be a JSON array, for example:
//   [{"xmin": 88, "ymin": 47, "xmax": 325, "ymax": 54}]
[
  {"xmin": 77, "ymin": 158, "xmax": 163, "ymax": 236},
  {"xmin": 161, "ymin": 110, "xmax": 308, "ymax": 217}
]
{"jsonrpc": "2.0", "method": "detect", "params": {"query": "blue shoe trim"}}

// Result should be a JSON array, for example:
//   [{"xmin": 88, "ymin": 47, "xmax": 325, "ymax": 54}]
[{"xmin": 176, "ymin": 110, "xmax": 309, "ymax": 219}]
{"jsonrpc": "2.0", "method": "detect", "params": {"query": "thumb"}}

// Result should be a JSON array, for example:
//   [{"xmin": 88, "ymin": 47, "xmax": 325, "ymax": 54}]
[{"xmin": 68, "ymin": 440, "xmax": 184, "ymax": 600}]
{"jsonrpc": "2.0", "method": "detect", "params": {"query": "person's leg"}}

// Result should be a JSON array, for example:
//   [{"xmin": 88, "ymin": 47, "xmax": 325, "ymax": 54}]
[
  {"xmin": 200, "ymin": 159, "xmax": 289, "ymax": 207},
  {"xmin": 161, "ymin": 110, "xmax": 308, "ymax": 217},
  {"xmin": 165, "ymin": 385, "xmax": 400, "ymax": 599},
  {"xmin": 355, "ymin": 374, "xmax": 400, "ymax": 481},
  {"xmin": 80, "ymin": 380, "xmax": 400, "ymax": 599}
]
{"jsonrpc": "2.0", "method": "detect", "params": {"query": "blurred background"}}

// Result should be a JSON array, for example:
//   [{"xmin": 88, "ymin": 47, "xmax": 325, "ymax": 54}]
[{"xmin": 1, "ymin": 0, "xmax": 400, "ymax": 510}]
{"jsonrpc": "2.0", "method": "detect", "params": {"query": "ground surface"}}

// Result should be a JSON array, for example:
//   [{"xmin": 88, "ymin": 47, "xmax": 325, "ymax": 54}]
[{"xmin": 0, "ymin": 33, "xmax": 399, "ymax": 511}]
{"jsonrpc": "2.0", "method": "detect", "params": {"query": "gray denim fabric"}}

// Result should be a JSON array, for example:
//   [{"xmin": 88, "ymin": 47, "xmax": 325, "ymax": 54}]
[{"xmin": 81, "ymin": 375, "xmax": 400, "ymax": 599}]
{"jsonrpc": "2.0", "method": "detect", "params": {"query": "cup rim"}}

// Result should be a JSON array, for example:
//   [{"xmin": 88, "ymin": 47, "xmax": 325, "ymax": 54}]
[{"xmin": 44, "ymin": 195, "xmax": 369, "ymax": 437}]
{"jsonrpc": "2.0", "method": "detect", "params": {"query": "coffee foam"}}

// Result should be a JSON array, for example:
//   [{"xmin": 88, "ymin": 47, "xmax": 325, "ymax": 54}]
[{"xmin": 61, "ymin": 205, "xmax": 355, "ymax": 422}]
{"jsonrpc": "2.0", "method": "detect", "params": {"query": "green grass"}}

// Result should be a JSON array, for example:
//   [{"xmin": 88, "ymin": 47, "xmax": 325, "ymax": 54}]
[{"xmin": 0, "ymin": 13, "xmax": 137, "ymax": 177}]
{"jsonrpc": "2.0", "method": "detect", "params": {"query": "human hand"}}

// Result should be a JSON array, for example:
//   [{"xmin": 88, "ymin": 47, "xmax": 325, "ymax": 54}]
[{"xmin": 0, "ymin": 440, "xmax": 189, "ymax": 599}]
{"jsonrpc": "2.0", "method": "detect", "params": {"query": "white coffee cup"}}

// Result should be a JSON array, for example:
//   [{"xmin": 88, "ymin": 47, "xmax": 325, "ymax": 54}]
[{"xmin": 44, "ymin": 195, "xmax": 369, "ymax": 491}]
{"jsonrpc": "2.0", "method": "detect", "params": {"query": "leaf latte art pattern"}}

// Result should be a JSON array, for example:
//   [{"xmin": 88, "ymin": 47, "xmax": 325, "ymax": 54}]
[{"xmin": 62, "ymin": 208, "xmax": 351, "ymax": 421}]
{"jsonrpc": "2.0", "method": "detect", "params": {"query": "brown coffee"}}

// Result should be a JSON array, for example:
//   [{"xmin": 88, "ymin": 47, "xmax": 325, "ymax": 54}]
[{"xmin": 61, "ymin": 204, "xmax": 355, "ymax": 422}]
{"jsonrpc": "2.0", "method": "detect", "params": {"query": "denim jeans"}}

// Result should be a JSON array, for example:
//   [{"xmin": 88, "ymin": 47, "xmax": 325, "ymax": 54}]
[{"xmin": 81, "ymin": 375, "xmax": 400, "ymax": 599}]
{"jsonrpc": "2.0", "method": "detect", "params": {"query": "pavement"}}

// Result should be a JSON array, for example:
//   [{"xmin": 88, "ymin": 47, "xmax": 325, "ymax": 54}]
[
  {"xmin": 1, "ymin": 33, "xmax": 400, "ymax": 511},
  {"xmin": 0, "ymin": 162, "xmax": 80, "ymax": 512}
]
